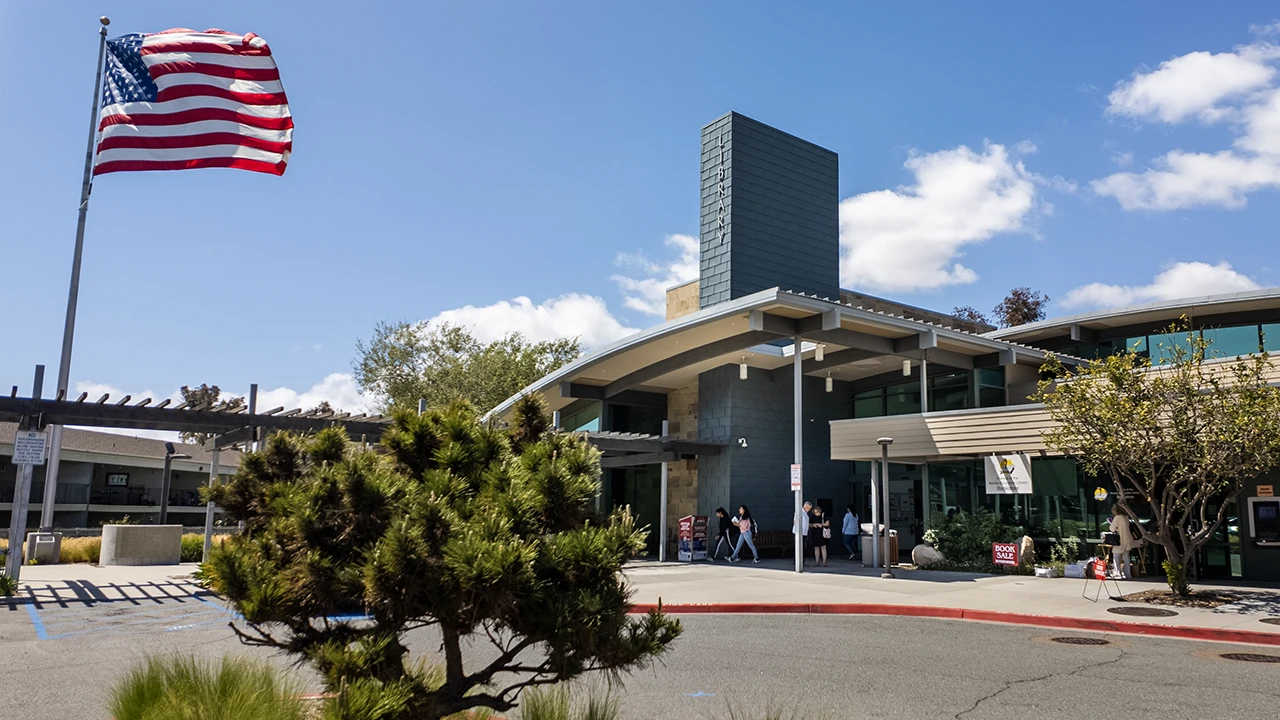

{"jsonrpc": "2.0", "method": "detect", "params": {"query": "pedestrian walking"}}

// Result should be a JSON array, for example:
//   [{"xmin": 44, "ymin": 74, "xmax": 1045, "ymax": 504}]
[
  {"xmin": 1109, "ymin": 504, "xmax": 1137, "ymax": 578},
  {"xmin": 810, "ymin": 504, "xmax": 830, "ymax": 567},
  {"xmin": 795, "ymin": 500, "xmax": 813, "ymax": 566},
  {"xmin": 707, "ymin": 507, "xmax": 734, "ymax": 561},
  {"xmin": 842, "ymin": 504, "xmax": 860, "ymax": 560},
  {"xmin": 729, "ymin": 505, "xmax": 760, "ymax": 564}
]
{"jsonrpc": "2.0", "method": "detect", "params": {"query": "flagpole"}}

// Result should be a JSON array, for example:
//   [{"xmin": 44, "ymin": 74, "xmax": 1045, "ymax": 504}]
[{"xmin": 39, "ymin": 16, "xmax": 110, "ymax": 532}]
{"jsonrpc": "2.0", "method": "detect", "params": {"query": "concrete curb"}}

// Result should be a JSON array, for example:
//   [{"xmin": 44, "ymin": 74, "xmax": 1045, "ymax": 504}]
[{"xmin": 629, "ymin": 602, "xmax": 1280, "ymax": 647}]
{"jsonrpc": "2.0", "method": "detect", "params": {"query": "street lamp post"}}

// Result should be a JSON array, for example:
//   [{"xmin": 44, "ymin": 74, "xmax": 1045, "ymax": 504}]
[
  {"xmin": 160, "ymin": 442, "xmax": 191, "ymax": 525},
  {"xmin": 877, "ymin": 437, "xmax": 894, "ymax": 579}
]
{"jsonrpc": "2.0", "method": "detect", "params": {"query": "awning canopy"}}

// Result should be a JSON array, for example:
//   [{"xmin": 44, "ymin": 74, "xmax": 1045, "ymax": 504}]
[
  {"xmin": 488, "ymin": 287, "xmax": 1075, "ymax": 422},
  {"xmin": 584, "ymin": 431, "xmax": 723, "ymax": 468}
]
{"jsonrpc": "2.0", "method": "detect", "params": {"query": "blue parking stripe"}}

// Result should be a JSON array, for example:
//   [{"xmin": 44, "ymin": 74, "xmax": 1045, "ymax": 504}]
[{"xmin": 25, "ymin": 602, "xmax": 50, "ymax": 641}]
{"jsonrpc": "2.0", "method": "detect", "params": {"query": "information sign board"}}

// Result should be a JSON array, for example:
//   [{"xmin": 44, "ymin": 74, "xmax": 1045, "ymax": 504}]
[
  {"xmin": 992, "ymin": 542, "xmax": 1019, "ymax": 567},
  {"xmin": 12, "ymin": 430, "xmax": 48, "ymax": 465}
]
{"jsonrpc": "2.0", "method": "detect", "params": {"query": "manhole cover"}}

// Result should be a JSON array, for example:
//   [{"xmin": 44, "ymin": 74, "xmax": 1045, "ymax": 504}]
[
  {"xmin": 1260, "ymin": 617, "xmax": 1280, "ymax": 627},
  {"xmin": 1221, "ymin": 652, "xmax": 1280, "ymax": 663},
  {"xmin": 1107, "ymin": 606, "xmax": 1178, "ymax": 618},
  {"xmin": 1051, "ymin": 636, "xmax": 1111, "ymax": 646}
]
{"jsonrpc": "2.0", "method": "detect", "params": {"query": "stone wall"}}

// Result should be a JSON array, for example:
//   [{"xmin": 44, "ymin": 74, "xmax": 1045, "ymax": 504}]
[
  {"xmin": 665, "ymin": 280, "xmax": 700, "ymax": 321},
  {"xmin": 663, "ymin": 382, "xmax": 699, "ymax": 536}
]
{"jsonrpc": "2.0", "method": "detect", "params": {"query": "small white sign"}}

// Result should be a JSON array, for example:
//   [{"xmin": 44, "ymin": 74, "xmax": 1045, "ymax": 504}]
[
  {"xmin": 984, "ymin": 453, "xmax": 1032, "ymax": 494},
  {"xmin": 12, "ymin": 429, "xmax": 49, "ymax": 466},
  {"xmin": 790, "ymin": 463, "xmax": 802, "ymax": 491}
]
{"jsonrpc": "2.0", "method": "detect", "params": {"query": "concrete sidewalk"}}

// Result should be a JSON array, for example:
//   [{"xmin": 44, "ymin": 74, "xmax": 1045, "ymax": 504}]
[
  {"xmin": 9, "ymin": 559, "xmax": 1280, "ymax": 645},
  {"xmin": 623, "ymin": 557, "xmax": 1280, "ymax": 643}
]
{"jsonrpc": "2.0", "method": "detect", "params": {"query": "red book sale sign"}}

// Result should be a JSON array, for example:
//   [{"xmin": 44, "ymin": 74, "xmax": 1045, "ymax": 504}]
[{"xmin": 992, "ymin": 542, "xmax": 1019, "ymax": 567}]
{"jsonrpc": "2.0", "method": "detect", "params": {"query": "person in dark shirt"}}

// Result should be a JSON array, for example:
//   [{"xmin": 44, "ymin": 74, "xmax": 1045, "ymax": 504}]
[{"xmin": 707, "ymin": 507, "xmax": 734, "ymax": 561}]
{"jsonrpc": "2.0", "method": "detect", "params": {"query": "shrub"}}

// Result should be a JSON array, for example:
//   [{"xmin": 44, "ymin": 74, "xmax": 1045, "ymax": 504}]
[
  {"xmin": 60, "ymin": 537, "xmax": 101, "ymax": 564},
  {"xmin": 925, "ymin": 509, "xmax": 1017, "ymax": 568},
  {"xmin": 0, "ymin": 572, "xmax": 17, "ymax": 597},
  {"xmin": 109, "ymin": 655, "xmax": 305, "ymax": 720},
  {"xmin": 519, "ymin": 686, "xmax": 618, "ymax": 720}
]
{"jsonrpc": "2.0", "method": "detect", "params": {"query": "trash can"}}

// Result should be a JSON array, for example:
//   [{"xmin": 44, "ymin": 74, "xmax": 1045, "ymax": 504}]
[{"xmin": 860, "ymin": 530, "xmax": 898, "ymax": 567}]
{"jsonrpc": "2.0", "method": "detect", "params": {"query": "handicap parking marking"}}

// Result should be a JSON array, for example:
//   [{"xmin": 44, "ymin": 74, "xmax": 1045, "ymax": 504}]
[{"xmin": 24, "ymin": 587, "xmax": 240, "ymax": 641}]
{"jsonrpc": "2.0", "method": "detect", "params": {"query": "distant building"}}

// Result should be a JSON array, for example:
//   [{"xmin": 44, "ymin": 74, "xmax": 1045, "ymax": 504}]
[
  {"xmin": 486, "ymin": 111, "xmax": 1280, "ymax": 584},
  {"xmin": 1, "ymin": 423, "xmax": 238, "ymax": 530}
]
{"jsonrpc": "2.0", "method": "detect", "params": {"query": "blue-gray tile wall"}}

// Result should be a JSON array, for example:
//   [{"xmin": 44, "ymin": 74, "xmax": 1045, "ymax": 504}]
[
  {"xmin": 697, "ymin": 362, "xmax": 854, "ymax": 533},
  {"xmin": 698, "ymin": 112, "xmax": 840, "ymax": 309}
]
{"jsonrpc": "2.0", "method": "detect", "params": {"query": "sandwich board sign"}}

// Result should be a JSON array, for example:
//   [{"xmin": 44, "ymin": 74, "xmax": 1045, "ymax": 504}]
[{"xmin": 12, "ymin": 430, "xmax": 49, "ymax": 465}]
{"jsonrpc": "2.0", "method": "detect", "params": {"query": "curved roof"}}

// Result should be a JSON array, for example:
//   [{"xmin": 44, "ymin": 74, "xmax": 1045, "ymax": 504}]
[
  {"xmin": 987, "ymin": 287, "xmax": 1280, "ymax": 344},
  {"xmin": 486, "ymin": 287, "xmax": 1068, "ymax": 422}
]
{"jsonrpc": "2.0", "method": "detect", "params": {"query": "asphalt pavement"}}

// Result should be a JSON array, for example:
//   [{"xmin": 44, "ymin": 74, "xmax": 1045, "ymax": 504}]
[{"xmin": 3, "ymin": 577, "xmax": 1280, "ymax": 720}]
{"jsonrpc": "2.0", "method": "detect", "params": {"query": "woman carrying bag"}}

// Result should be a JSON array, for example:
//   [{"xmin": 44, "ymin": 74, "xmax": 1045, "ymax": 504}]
[{"xmin": 810, "ymin": 505, "xmax": 831, "ymax": 567}]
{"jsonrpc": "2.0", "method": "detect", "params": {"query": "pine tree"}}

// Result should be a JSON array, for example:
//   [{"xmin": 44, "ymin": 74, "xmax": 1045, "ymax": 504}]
[{"xmin": 204, "ymin": 395, "xmax": 680, "ymax": 719}]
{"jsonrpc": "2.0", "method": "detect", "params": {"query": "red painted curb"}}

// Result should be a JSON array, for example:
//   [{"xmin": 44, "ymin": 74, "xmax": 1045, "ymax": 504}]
[{"xmin": 630, "ymin": 603, "xmax": 1280, "ymax": 647}]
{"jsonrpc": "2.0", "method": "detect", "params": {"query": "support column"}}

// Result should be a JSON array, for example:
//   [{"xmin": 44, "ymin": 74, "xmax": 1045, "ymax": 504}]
[
  {"xmin": 659, "ymin": 420, "xmax": 669, "ymax": 562},
  {"xmin": 202, "ymin": 442, "xmax": 221, "ymax": 564},
  {"xmin": 869, "ymin": 461, "xmax": 880, "ymax": 569},
  {"xmin": 793, "ymin": 335, "xmax": 803, "ymax": 574},
  {"xmin": 920, "ymin": 354, "xmax": 929, "ymax": 413}
]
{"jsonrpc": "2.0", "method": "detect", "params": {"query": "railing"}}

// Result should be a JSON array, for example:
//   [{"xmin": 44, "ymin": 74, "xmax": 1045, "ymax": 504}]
[
  {"xmin": 0, "ymin": 525, "xmax": 239, "ymax": 540},
  {"xmin": 0, "ymin": 482, "xmax": 91, "ymax": 504}
]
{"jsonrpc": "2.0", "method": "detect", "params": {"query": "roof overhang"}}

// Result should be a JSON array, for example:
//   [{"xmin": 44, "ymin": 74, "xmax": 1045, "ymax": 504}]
[
  {"xmin": 988, "ymin": 287, "xmax": 1280, "ymax": 345},
  {"xmin": 487, "ymin": 288, "xmax": 1070, "ymax": 423}
]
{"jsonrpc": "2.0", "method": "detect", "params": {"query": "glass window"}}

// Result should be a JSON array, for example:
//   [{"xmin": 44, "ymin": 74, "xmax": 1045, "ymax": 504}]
[
  {"xmin": 853, "ymin": 390, "xmax": 883, "ymax": 418},
  {"xmin": 930, "ymin": 372, "xmax": 970, "ymax": 412},
  {"xmin": 1202, "ymin": 325, "xmax": 1261, "ymax": 358},
  {"xmin": 977, "ymin": 368, "xmax": 1005, "ymax": 388},
  {"xmin": 885, "ymin": 382, "xmax": 920, "ymax": 416},
  {"xmin": 978, "ymin": 386, "xmax": 1006, "ymax": 408},
  {"xmin": 1263, "ymin": 324, "xmax": 1280, "ymax": 353},
  {"xmin": 1148, "ymin": 331, "xmax": 1196, "ymax": 364}
]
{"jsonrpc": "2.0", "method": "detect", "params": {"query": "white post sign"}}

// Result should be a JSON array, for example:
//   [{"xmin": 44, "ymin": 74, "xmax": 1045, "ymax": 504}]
[
  {"xmin": 790, "ymin": 463, "xmax": 802, "ymax": 491},
  {"xmin": 984, "ymin": 453, "xmax": 1032, "ymax": 494},
  {"xmin": 12, "ymin": 430, "xmax": 49, "ymax": 466}
]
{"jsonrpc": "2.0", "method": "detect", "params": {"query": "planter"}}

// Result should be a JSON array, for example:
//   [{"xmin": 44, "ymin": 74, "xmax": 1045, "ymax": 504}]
[
  {"xmin": 100, "ymin": 524, "xmax": 182, "ymax": 566},
  {"xmin": 1034, "ymin": 566, "xmax": 1059, "ymax": 578}
]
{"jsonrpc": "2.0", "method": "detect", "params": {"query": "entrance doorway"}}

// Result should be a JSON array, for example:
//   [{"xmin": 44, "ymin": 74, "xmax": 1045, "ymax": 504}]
[{"xmin": 1197, "ymin": 499, "xmax": 1243, "ymax": 579}]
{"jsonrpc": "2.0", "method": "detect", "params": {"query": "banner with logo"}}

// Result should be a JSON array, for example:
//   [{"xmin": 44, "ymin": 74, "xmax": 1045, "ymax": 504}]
[{"xmin": 984, "ymin": 453, "xmax": 1033, "ymax": 494}]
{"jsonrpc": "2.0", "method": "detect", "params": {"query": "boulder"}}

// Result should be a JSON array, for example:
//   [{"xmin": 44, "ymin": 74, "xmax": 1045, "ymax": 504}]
[
  {"xmin": 1018, "ymin": 535, "xmax": 1035, "ymax": 566},
  {"xmin": 912, "ymin": 544, "xmax": 946, "ymax": 567}
]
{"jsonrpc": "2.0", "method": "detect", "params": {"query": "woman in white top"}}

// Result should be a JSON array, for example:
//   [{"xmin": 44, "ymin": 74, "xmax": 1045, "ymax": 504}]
[{"xmin": 1108, "ymin": 504, "xmax": 1138, "ymax": 578}]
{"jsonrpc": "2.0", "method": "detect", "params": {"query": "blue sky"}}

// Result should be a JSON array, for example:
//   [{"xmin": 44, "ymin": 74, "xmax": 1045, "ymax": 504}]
[{"xmin": 4, "ymin": 2, "xmax": 1280, "ymax": 414}]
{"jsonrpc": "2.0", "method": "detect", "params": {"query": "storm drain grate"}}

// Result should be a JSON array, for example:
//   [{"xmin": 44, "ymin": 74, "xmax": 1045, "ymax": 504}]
[
  {"xmin": 1051, "ymin": 636, "xmax": 1111, "ymax": 646},
  {"xmin": 1260, "ymin": 617, "xmax": 1280, "ymax": 627},
  {"xmin": 1220, "ymin": 652, "xmax": 1280, "ymax": 663},
  {"xmin": 1107, "ymin": 606, "xmax": 1178, "ymax": 618}
]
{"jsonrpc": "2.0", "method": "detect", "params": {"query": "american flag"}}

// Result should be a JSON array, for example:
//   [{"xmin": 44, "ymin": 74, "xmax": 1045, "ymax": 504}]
[{"xmin": 95, "ymin": 29, "xmax": 292, "ymax": 176}]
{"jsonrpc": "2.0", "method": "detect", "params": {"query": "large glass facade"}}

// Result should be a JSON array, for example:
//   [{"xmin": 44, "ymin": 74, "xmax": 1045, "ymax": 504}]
[
  {"xmin": 1072, "ymin": 323, "xmax": 1271, "ymax": 363},
  {"xmin": 853, "ymin": 368, "xmax": 1006, "ymax": 419}
]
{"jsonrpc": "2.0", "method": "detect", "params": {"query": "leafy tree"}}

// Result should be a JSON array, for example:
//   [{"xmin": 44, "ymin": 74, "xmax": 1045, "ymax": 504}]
[
  {"xmin": 992, "ymin": 287, "xmax": 1049, "ymax": 328},
  {"xmin": 1034, "ymin": 325, "xmax": 1280, "ymax": 595},
  {"xmin": 203, "ymin": 395, "xmax": 680, "ymax": 719},
  {"xmin": 178, "ymin": 384, "xmax": 245, "ymax": 444},
  {"xmin": 309, "ymin": 400, "xmax": 335, "ymax": 415},
  {"xmin": 354, "ymin": 322, "xmax": 582, "ymax": 414},
  {"xmin": 951, "ymin": 305, "xmax": 991, "ymax": 326}
]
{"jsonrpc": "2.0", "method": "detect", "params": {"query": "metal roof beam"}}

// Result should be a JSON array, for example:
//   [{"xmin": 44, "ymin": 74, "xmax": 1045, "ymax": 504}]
[{"xmin": 559, "ymin": 383, "xmax": 668, "ymax": 409}]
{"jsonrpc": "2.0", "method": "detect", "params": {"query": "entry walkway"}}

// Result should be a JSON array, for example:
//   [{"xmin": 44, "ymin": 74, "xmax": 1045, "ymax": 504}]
[{"xmin": 624, "ymin": 558, "xmax": 1280, "ymax": 642}]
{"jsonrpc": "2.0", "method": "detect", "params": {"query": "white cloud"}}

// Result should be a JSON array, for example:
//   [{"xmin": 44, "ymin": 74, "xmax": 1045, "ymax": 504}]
[
  {"xmin": 1092, "ymin": 150, "xmax": 1280, "ymax": 210},
  {"xmin": 1014, "ymin": 140, "xmax": 1038, "ymax": 154},
  {"xmin": 611, "ymin": 233, "xmax": 700, "ymax": 316},
  {"xmin": 1095, "ymin": 37, "xmax": 1280, "ymax": 210},
  {"xmin": 65, "ymin": 374, "xmax": 372, "ymax": 442},
  {"xmin": 1060, "ymin": 261, "xmax": 1261, "ymax": 309},
  {"xmin": 251, "ymin": 373, "xmax": 370, "ymax": 414},
  {"xmin": 425, "ymin": 293, "xmax": 639, "ymax": 348},
  {"xmin": 838, "ymin": 142, "xmax": 1041, "ymax": 292},
  {"xmin": 1111, "ymin": 151, "xmax": 1134, "ymax": 167},
  {"xmin": 1250, "ymin": 21, "xmax": 1280, "ymax": 36},
  {"xmin": 1105, "ymin": 46, "xmax": 1277, "ymax": 123}
]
